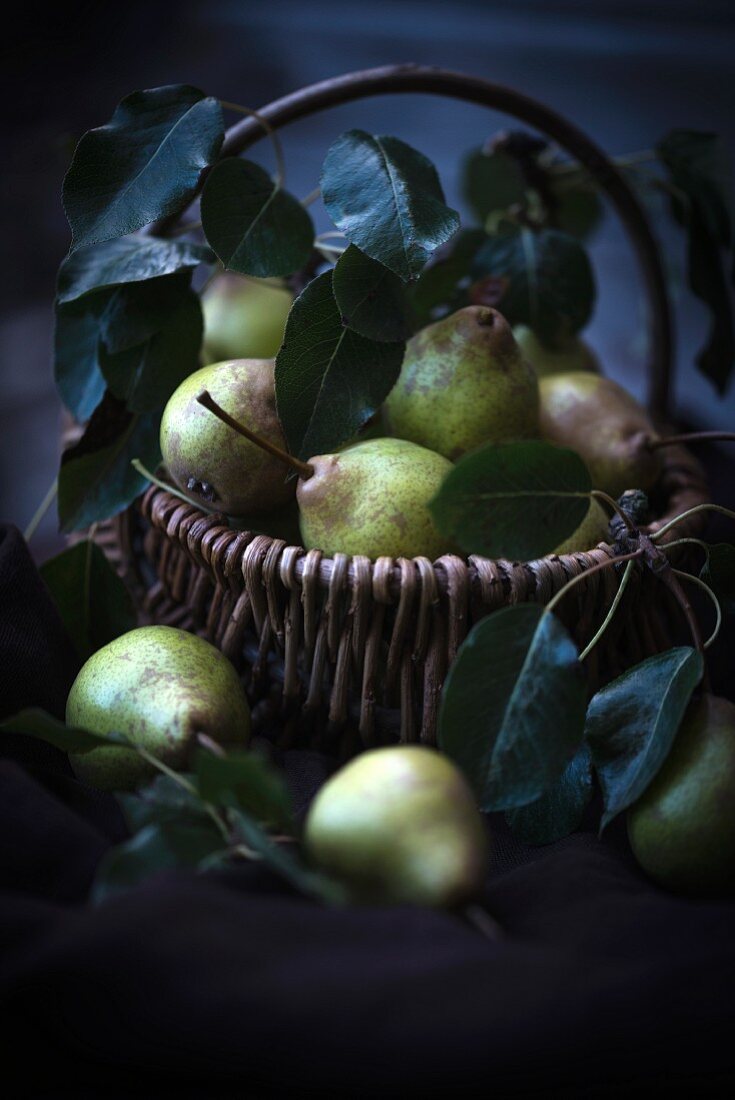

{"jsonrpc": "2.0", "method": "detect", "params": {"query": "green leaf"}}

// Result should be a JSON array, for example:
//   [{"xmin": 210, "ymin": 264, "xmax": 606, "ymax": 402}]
[
  {"xmin": 195, "ymin": 749, "xmax": 294, "ymax": 832},
  {"xmin": 700, "ymin": 543, "xmax": 735, "ymax": 613},
  {"xmin": 118, "ymin": 774, "xmax": 208, "ymax": 832},
  {"xmin": 54, "ymin": 299, "xmax": 108, "ymax": 421},
  {"xmin": 429, "ymin": 441, "xmax": 592, "ymax": 561},
  {"xmin": 39, "ymin": 540, "xmax": 136, "ymax": 662},
  {"xmin": 92, "ymin": 820, "xmax": 224, "ymax": 903},
  {"xmin": 57, "ymin": 393, "xmax": 161, "ymax": 533},
  {"xmin": 229, "ymin": 809, "xmax": 345, "ymax": 904},
  {"xmin": 410, "ymin": 229, "xmax": 487, "ymax": 327},
  {"xmin": 332, "ymin": 246, "xmax": 414, "ymax": 342},
  {"xmin": 552, "ymin": 183, "xmax": 603, "ymax": 241},
  {"xmin": 505, "ymin": 743, "xmax": 593, "ymax": 845},
  {"xmin": 99, "ymin": 274, "xmax": 191, "ymax": 353},
  {"xmin": 657, "ymin": 130, "xmax": 732, "ymax": 247},
  {"xmin": 275, "ymin": 270, "xmax": 404, "ymax": 461},
  {"xmin": 321, "ymin": 130, "xmax": 459, "ymax": 282},
  {"xmin": 63, "ymin": 85, "xmax": 223, "ymax": 250},
  {"xmin": 439, "ymin": 604, "xmax": 587, "ymax": 811},
  {"xmin": 57, "ymin": 236, "xmax": 211, "ymax": 305},
  {"xmin": 99, "ymin": 286, "xmax": 203, "ymax": 412},
  {"xmin": 472, "ymin": 227, "xmax": 595, "ymax": 343},
  {"xmin": 463, "ymin": 147, "xmax": 527, "ymax": 224},
  {"xmin": 201, "ymin": 158, "xmax": 314, "ymax": 278},
  {"xmin": 0, "ymin": 708, "xmax": 132, "ymax": 753},
  {"xmin": 585, "ymin": 647, "xmax": 704, "ymax": 830},
  {"xmin": 682, "ymin": 205, "xmax": 733, "ymax": 393}
]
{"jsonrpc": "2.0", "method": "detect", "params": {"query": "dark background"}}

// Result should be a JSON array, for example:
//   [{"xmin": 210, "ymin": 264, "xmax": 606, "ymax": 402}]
[{"xmin": 2, "ymin": 0, "xmax": 734, "ymax": 560}]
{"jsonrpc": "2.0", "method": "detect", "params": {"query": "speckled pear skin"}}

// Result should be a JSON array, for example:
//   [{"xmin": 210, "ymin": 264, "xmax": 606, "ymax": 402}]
[
  {"xmin": 160, "ymin": 358, "xmax": 294, "ymax": 516},
  {"xmin": 553, "ymin": 498, "xmax": 610, "ymax": 555},
  {"xmin": 297, "ymin": 438, "xmax": 453, "ymax": 560},
  {"xmin": 304, "ymin": 746, "xmax": 488, "ymax": 907},
  {"xmin": 384, "ymin": 306, "xmax": 539, "ymax": 460},
  {"xmin": 627, "ymin": 695, "xmax": 735, "ymax": 895},
  {"xmin": 66, "ymin": 626, "xmax": 251, "ymax": 791},
  {"xmin": 202, "ymin": 274, "xmax": 292, "ymax": 363},
  {"xmin": 513, "ymin": 325, "xmax": 601, "ymax": 378},
  {"xmin": 539, "ymin": 372, "xmax": 661, "ymax": 499}
]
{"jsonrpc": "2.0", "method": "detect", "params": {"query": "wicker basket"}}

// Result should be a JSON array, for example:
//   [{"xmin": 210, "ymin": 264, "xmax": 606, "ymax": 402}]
[{"xmin": 91, "ymin": 66, "xmax": 709, "ymax": 755}]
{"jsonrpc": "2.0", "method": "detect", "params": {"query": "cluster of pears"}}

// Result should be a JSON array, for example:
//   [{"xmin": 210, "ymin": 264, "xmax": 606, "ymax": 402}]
[{"xmin": 161, "ymin": 288, "xmax": 663, "ymax": 562}]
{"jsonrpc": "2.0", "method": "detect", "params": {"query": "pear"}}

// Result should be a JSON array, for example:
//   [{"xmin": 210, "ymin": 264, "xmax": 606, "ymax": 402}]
[
  {"xmin": 297, "ymin": 437, "xmax": 453, "ymax": 560},
  {"xmin": 627, "ymin": 694, "xmax": 735, "ymax": 895},
  {"xmin": 539, "ymin": 372, "xmax": 661, "ymax": 499},
  {"xmin": 202, "ymin": 274, "xmax": 291, "ymax": 363},
  {"xmin": 304, "ymin": 746, "xmax": 488, "ymax": 907},
  {"xmin": 553, "ymin": 498, "xmax": 610, "ymax": 555},
  {"xmin": 513, "ymin": 324, "xmax": 601, "ymax": 378},
  {"xmin": 160, "ymin": 359, "xmax": 294, "ymax": 515},
  {"xmin": 384, "ymin": 306, "xmax": 539, "ymax": 460},
  {"xmin": 66, "ymin": 625, "xmax": 250, "ymax": 791}
]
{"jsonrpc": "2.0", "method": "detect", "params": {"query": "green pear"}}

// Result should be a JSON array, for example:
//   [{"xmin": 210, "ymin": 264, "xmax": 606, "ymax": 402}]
[
  {"xmin": 384, "ymin": 306, "xmax": 539, "ymax": 460},
  {"xmin": 304, "ymin": 746, "xmax": 488, "ymax": 907},
  {"xmin": 539, "ymin": 372, "xmax": 661, "ymax": 499},
  {"xmin": 160, "ymin": 358, "xmax": 295, "ymax": 515},
  {"xmin": 553, "ymin": 498, "xmax": 610, "ymax": 555},
  {"xmin": 513, "ymin": 324, "xmax": 601, "ymax": 378},
  {"xmin": 202, "ymin": 274, "xmax": 292, "ymax": 363},
  {"xmin": 297, "ymin": 437, "xmax": 453, "ymax": 560},
  {"xmin": 627, "ymin": 694, "xmax": 735, "ymax": 895},
  {"xmin": 66, "ymin": 625, "xmax": 250, "ymax": 791}
]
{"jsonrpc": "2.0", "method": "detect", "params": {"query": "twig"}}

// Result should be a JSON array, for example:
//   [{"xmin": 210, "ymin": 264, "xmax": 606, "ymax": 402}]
[{"xmin": 24, "ymin": 477, "xmax": 58, "ymax": 543}]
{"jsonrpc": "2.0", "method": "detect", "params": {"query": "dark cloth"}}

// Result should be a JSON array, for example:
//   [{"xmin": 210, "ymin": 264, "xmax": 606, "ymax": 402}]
[{"xmin": 1, "ymin": 522, "xmax": 734, "ymax": 1098}]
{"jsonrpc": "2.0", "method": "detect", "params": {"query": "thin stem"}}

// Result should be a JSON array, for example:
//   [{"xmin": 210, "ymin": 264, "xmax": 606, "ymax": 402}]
[
  {"xmin": 300, "ymin": 186, "xmax": 321, "ymax": 207},
  {"xmin": 543, "ymin": 549, "xmax": 644, "ymax": 618},
  {"xmin": 590, "ymin": 489, "xmax": 636, "ymax": 534},
  {"xmin": 134, "ymin": 744, "xmax": 230, "ymax": 842},
  {"xmin": 671, "ymin": 570, "xmax": 722, "ymax": 650},
  {"xmin": 219, "ymin": 100, "xmax": 287, "ymax": 187},
  {"xmin": 24, "ymin": 477, "xmax": 58, "ymax": 543},
  {"xmin": 659, "ymin": 537, "xmax": 711, "ymax": 560},
  {"xmin": 196, "ymin": 390, "xmax": 314, "ymax": 479},
  {"xmin": 463, "ymin": 903, "xmax": 503, "ymax": 941},
  {"xmin": 131, "ymin": 459, "xmax": 224, "ymax": 515},
  {"xmin": 579, "ymin": 559, "xmax": 634, "ymax": 662},
  {"xmin": 648, "ymin": 431, "xmax": 735, "ymax": 450},
  {"xmin": 197, "ymin": 733, "xmax": 227, "ymax": 758},
  {"xmin": 652, "ymin": 504, "xmax": 735, "ymax": 542},
  {"xmin": 658, "ymin": 569, "xmax": 705, "ymax": 656}
]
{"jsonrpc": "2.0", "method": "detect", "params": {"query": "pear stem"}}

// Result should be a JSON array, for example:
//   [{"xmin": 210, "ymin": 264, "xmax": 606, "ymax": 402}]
[
  {"xmin": 658, "ymin": 568, "xmax": 706, "ymax": 657},
  {"xmin": 670, "ymin": 570, "xmax": 722, "ymax": 651},
  {"xmin": 578, "ymin": 559, "xmax": 635, "ymax": 663},
  {"xmin": 651, "ymin": 503, "xmax": 735, "ymax": 542},
  {"xmin": 590, "ymin": 490, "xmax": 636, "ymax": 534},
  {"xmin": 543, "ymin": 549, "xmax": 644, "ymax": 619},
  {"xmin": 196, "ymin": 391, "xmax": 314, "ymax": 479},
  {"xmin": 648, "ymin": 431, "xmax": 735, "ymax": 450}
]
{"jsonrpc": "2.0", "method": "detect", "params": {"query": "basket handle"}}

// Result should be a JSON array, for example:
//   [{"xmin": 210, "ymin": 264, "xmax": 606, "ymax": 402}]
[{"xmin": 209, "ymin": 64, "xmax": 674, "ymax": 420}]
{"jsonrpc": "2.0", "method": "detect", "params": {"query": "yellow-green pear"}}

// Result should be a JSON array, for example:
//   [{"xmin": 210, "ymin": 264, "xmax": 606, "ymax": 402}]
[
  {"xmin": 539, "ymin": 372, "xmax": 661, "ymax": 499},
  {"xmin": 297, "ymin": 438, "xmax": 453, "ymax": 560},
  {"xmin": 66, "ymin": 626, "xmax": 250, "ymax": 791},
  {"xmin": 513, "ymin": 324, "xmax": 601, "ymax": 377},
  {"xmin": 304, "ymin": 746, "xmax": 488, "ymax": 907},
  {"xmin": 202, "ymin": 274, "xmax": 292, "ymax": 363},
  {"xmin": 384, "ymin": 306, "xmax": 539, "ymax": 460},
  {"xmin": 627, "ymin": 694, "xmax": 735, "ymax": 895},
  {"xmin": 160, "ymin": 359, "xmax": 294, "ymax": 516},
  {"xmin": 553, "ymin": 498, "xmax": 610, "ymax": 555}
]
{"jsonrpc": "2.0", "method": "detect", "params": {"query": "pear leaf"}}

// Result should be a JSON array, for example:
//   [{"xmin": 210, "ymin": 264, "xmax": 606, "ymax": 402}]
[
  {"xmin": 201, "ymin": 157, "xmax": 314, "ymax": 278},
  {"xmin": 472, "ymin": 226, "xmax": 595, "ymax": 343},
  {"xmin": 91, "ymin": 820, "xmax": 225, "ymax": 903},
  {"xmin": 321, "ymin": 130, "xmax": 459, "ymax": 282},
  {"xmin": 585, "ymin": 647, "xmax": 704, "ymax": 831},
  {"xmin": 195, "ymin": 749, "xmax": 294, "ymax": 832},
  {"xmin": 275, "ymin": 270, "xmax": 404, "ymax": 461},
  {"xmin": 463, "ymin": 147, "xmax": 527, "ymax": 224},
  {"xmin": 0, "ymin": 708, "xmax": 133, "ymax": 753},
  {"xmin": 410, "ymin": 229, "xmax": 488, "ymax": 327},
  {"xmin": 505, "ymin": 742, "xmax": 593, "ymax": 845},
  {"xmin": 57, "ymin": 393, "xmax": 161, "ymax": 532},
  {"xmin": 429, "ymin": 441, "xmax": 592, "ymax": 561},
  {"xmin": 54, "ymin": 299, "xmax": 108, "ymax": 422},
  {"xmin": 332, "ymin": 246, "xmax": 414, "ymax": 342},
  {"xmin": 439, "ymin": 604, "xmax": 587, "ymax": 811},
  {"xmin": 57, "ymin": 236, "xmax": 211, "ymax": 305},
  {"xmin": 40, "ymin": 540, "xmax": 136, "ymax": 661},
  {"xmin": 64, "ymin": 85, "xmax": 223, "ymax": 250},
  {"xmin": 118, "ymin": 774, "xmax": 210, "ymax": 832},
  {"xmin": 700, "ymin": 543, "xmax": 735, "ymax": 613}
]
